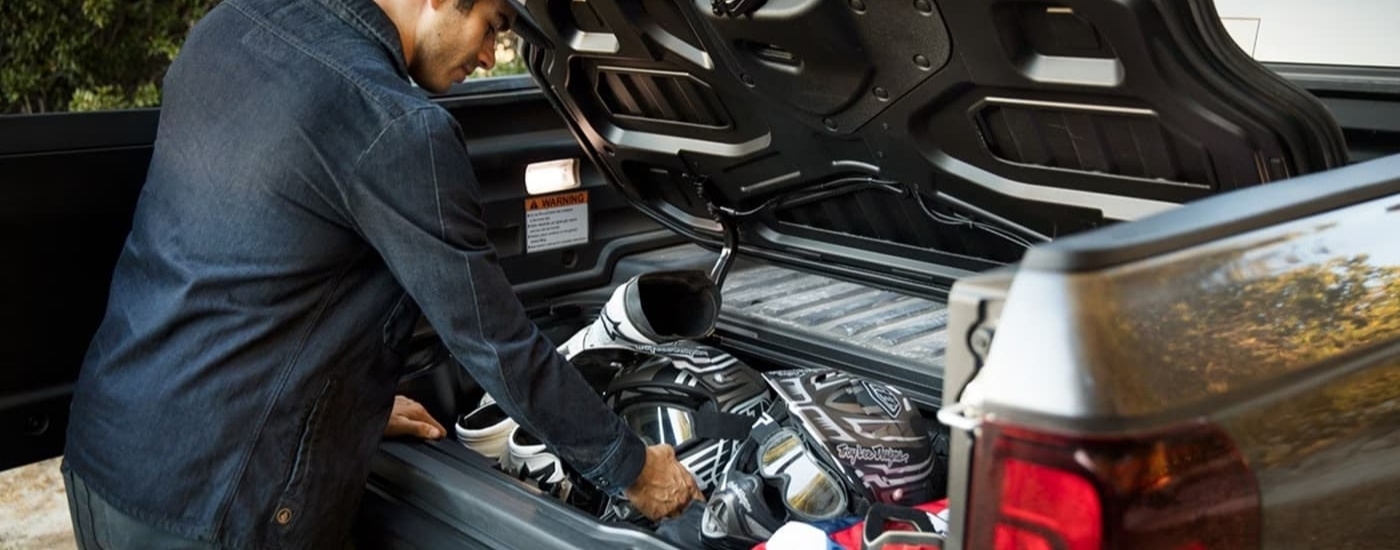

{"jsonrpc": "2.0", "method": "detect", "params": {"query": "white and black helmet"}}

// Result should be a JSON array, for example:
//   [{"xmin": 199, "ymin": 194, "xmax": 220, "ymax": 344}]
[
  {"xmin": 764, "ymin": 369, "xmax": 943, "ymax": 506},
  {"xmin": 601, "ymin": 343, "xmax": 772, "ymax": 492},
  {"xmin": 556, "ymin": 344, "xmax": 771, "ymax": 526},
  {"xmin": 702, "ymin": 369, "xmax": 946, "ymax": 549}
]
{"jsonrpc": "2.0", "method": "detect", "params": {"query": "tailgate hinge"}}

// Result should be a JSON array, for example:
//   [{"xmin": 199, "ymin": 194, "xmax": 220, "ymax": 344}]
[{"xmin": 686, "ymin": 173, "xmax": 739, "ymax": 287}]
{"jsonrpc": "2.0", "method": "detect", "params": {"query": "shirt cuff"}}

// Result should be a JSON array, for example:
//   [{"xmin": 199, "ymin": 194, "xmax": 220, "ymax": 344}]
[{"xmin": 580, "ymin": 428, "xmax": 647, "ymax": 498}]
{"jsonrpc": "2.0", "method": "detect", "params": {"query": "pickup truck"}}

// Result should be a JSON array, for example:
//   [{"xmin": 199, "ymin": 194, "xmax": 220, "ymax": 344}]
[{"xmin": 4, "ymin": 0, "xmax": 1400, "ymax": 548}]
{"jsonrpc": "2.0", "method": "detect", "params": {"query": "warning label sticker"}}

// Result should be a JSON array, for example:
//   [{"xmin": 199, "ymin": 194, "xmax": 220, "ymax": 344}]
[{"xmin": 525, "ymin": 191, "xmax": 589, "ymax": 253}]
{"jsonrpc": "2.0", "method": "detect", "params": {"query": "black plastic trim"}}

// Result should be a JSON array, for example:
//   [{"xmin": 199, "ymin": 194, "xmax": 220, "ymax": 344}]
[
  {"xmin": 435, "ymin": 78, "xmax": 547, "ymax": 111},
  {"xmin": 1264, "ymin": 63, "xmax": 1400, "ymax": 96},
  {"xmin": 440, "ymin": 74, "xmax": 541, "ymax": 96},
  {"xmin": 511, "ymin": 230, "xmax": 686, "ymax": 304},
  {"xmin": 365, "ymin": 440, "xmax": 677, "ymax": 549},
  {"xmin": 0, "ymin": 110, "xmax": 159, "ymax": 156},
  {"xmin": 1023, "ymin": 153, "xmax": 1400, "ymax": 272},
  {"xmin": 354, "ymin": 484, "xmax": 494, "ymax": 550}
]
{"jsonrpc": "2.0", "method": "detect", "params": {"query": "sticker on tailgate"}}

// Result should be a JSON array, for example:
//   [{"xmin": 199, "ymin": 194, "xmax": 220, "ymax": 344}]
[{"xmin": 525, "ymin": 190, "xmax": 589, "ymax": 253}]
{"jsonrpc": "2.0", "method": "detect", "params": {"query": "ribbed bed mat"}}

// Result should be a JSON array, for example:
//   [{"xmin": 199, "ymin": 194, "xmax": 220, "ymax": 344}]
[{"xmin": 720, "ymin": 264, "xmax": 949, "ymax": 368}]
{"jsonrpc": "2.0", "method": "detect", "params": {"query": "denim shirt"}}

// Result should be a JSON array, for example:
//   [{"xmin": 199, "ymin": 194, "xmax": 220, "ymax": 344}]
[{"xmin": 62, "ymin": 0, "xmax": 645, "ymax": 546}]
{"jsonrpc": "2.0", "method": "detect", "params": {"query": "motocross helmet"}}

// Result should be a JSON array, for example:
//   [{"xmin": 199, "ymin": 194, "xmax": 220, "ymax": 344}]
[
  {"xmin": 557, "ymin": 344, "xmax": 772, "ymax": 525},
  {"xmin": 603, "ymin": 343, "xmax": 772, "ymax": 492},
  {"xmin": 556, "ymin": 269, "xmax": 774, "ymax": 524},
  {"xmin": 702, "ymin": 369, "xmax": 944, "ymax": 549},
  {"xmin": 765, "ymin": 369, "xmax": 941, "ymax": 506}
]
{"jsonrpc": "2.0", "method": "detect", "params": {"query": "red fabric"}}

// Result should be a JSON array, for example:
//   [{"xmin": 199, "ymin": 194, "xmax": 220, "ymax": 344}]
[
  {"xmin": 830, "ymin": 500, "xmax": 948, "ymax": 550},
  {"xmin": 751, "ymin": 499, "xmax": 949, "ymax": 550}
]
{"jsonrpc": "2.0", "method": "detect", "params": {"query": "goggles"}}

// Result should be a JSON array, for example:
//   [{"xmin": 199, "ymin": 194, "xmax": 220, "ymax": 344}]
[
  {"xmin": 620, "ymin": 404, "xmax": 699, "ymax": 449},
  {"xmin": 756, "ymin": 427, "xmax": 848, "ymax": 521}
]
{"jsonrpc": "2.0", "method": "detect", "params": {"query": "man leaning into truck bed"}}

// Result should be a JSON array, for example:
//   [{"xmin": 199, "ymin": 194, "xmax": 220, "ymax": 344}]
[{"xmin": 61, "ymin": 0, "xmax": 703, "ymax": 547}]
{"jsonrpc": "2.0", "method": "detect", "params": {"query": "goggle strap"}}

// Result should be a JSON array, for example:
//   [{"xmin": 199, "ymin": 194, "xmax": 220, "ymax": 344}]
[
  {"xmin": 747, "ymin": 418, "xmax": 781, "ymax": 447},
  {"xmin": 692, "ymin": 408, "xmax": 758, "ymax": 441},
  {"xmin": 862, "ymin": 503, "xmax": 942, "ymax": 550}
]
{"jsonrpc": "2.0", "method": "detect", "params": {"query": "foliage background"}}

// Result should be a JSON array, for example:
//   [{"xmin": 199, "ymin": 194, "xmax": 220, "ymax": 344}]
[{"xmin": 0, "ymin": 0, "xmax": 526, "ymax": 115}]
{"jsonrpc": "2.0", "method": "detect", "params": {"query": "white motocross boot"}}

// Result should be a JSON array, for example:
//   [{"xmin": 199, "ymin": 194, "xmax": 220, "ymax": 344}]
[{"xmin": 558, "ymin": 269, "xmax": 720, "ymax": 359}]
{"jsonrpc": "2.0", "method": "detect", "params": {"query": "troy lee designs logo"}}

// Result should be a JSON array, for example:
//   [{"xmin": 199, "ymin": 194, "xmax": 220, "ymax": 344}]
[
  {"xmin": 836, "ymin": 444, "xmax": 911, "ymax": 465},
  {"xmin": 632, "ymin": 343, "xmax": 710, "ymax": 358}
]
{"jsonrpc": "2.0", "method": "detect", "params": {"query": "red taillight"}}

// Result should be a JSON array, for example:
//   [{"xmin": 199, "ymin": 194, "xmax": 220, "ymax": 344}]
[
  {"xmin": 994, "ymin": 458, "xmax": 1102, "ymax": 550},
  {"xmin": 967, "ymin": 420, "xmax": 1259, "ymax": 550}
]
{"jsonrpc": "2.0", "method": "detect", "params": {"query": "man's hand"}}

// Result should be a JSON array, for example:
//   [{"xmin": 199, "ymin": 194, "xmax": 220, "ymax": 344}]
[
  {"xmin": 624, "ymin": 444, "xmax": 705, "ymax": 521},
  {"xmin": 385, "ymin": 395, "xmax": 446, "ymax": 440}
]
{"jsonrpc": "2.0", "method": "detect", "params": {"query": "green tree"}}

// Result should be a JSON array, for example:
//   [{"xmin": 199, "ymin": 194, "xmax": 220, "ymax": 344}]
[
  {"xmin": 0, "ymin": 0, "xmax": 218, "ymax": 114},
  {"xmin": 1, "ymin": 2, "xmax": 528, "ymax": 115},
  {"xmin": 473, "ymin": 31, "xmax": 528, "ymax": 78}
]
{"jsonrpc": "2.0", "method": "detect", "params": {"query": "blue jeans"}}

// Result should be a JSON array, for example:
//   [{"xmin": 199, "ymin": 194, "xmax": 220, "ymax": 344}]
[{"xmin": 63, "ymin": 461, "xmax": 214, "ymax": 550}]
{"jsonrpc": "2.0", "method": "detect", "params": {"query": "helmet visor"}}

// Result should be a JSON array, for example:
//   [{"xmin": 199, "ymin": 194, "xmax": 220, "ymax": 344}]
[
  {"xmin": 621, "ymin": 405, "xmax": 698, "ymax": 448},
  {"xmin": 757, "ymin": 428, "xmax": 847, "ymax": 521}
]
